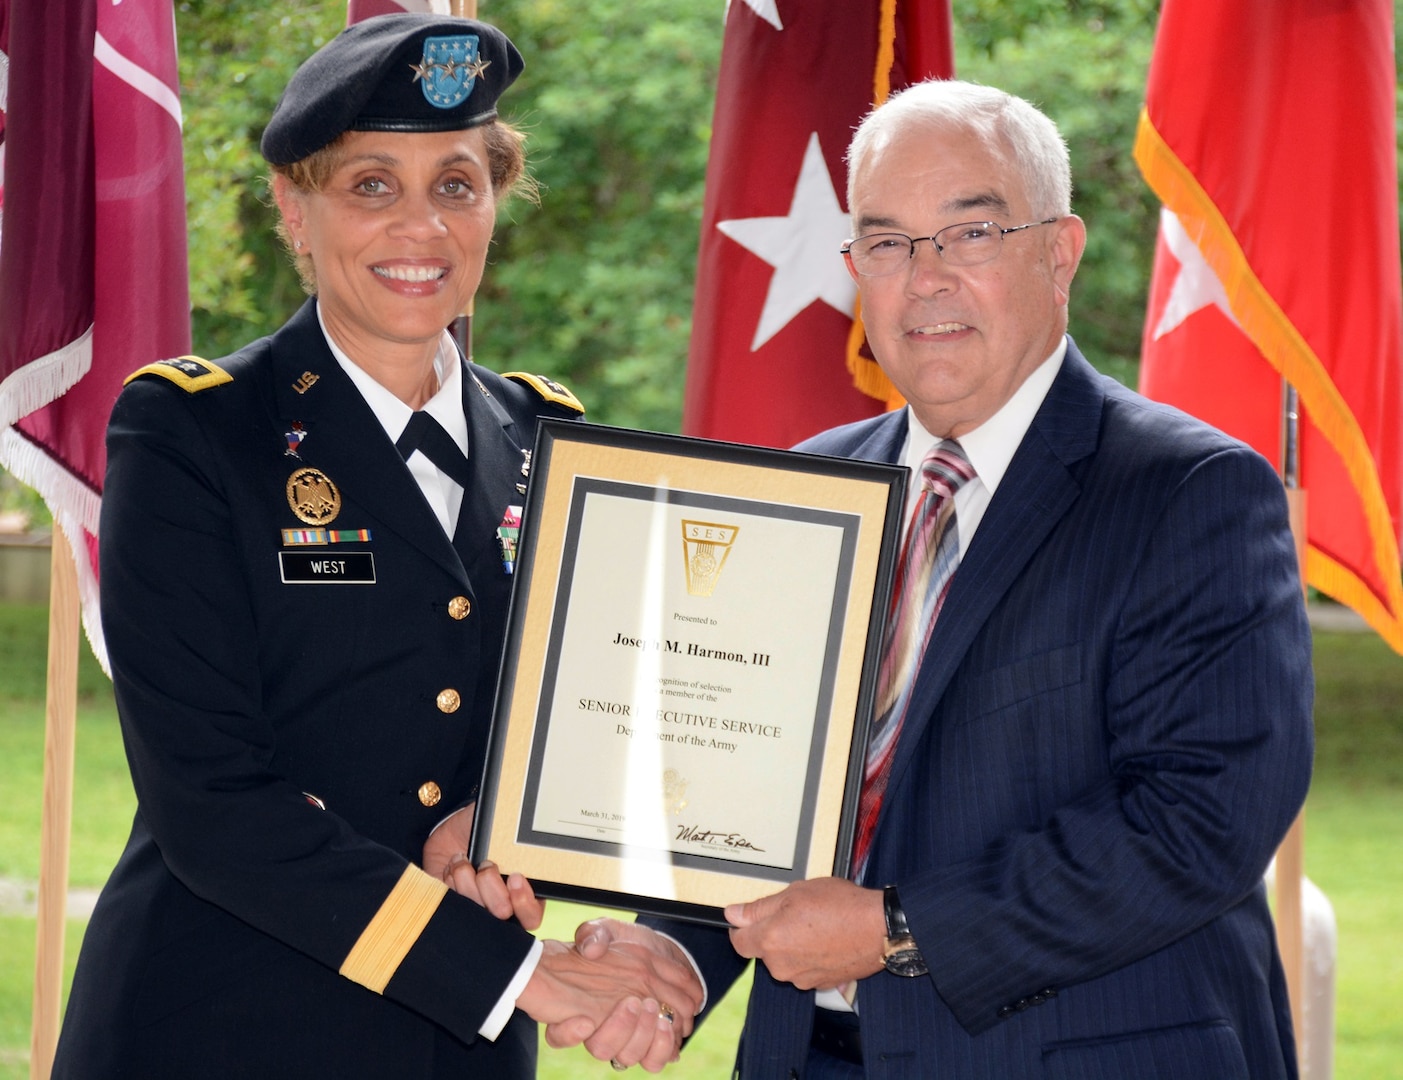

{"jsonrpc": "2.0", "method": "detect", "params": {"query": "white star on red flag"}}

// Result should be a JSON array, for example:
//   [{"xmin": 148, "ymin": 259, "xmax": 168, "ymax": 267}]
[
  {"xmin": 716, "ymin": 131, "xmax": 856, "ymax": 350},
  {"xmin": 1152, "ymin": 208, "xmax": 1239, "ymax": 339},
  {"xmin": 738, "ymin": 0, "xmax": 783, "ymax": 31}
]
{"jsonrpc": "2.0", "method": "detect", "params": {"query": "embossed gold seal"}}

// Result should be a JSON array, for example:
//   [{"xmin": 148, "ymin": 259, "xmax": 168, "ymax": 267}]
[
  {"xmin": 663, "ymin": 768, "xmax": 690, "ymax": 815},
  {"xmin": 286, "ymin": 467, "xmax": 342, "ymax": 526}
]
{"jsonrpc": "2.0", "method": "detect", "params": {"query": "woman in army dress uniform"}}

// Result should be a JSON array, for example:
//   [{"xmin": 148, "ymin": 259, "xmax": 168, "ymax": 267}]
[{"xmin": 53, "ymin": 14, "xmax": 699, "ymax": 1078}]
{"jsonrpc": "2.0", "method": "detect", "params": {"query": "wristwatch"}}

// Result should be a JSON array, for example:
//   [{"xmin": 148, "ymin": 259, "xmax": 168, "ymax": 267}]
[{"xmin": 881, "ymin": 885, "xmax": 928, "ymax": 977}]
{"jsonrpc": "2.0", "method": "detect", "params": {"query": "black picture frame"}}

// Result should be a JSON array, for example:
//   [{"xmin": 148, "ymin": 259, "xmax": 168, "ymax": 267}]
[{"xmin": 471, "ymin": 420, "xmax": 905, "ymax": 926}]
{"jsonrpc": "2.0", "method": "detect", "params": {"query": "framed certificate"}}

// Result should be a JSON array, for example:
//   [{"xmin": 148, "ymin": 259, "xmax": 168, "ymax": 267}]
[{"xmin": 471, "ymin": 420, "xmax": 905, "ymax": 925}]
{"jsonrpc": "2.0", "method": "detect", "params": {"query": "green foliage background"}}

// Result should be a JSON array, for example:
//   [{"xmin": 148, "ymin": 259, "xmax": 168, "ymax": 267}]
[{"xmin": 171, "ymin": 0, "xmax": 1182, "ymax": 432}]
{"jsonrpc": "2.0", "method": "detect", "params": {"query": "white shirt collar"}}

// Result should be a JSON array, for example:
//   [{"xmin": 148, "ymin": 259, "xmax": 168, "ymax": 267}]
[
  {"xmin": 898, "ymin": 337, "xmax": 1066, "ymax": 554},
  {"xmin": 902, "ymin": 336, "xmax": 1067, "ymax": 496},
  {"xmin": 317, "ymin": 302, "xmax": 469, "ymax": 457}
]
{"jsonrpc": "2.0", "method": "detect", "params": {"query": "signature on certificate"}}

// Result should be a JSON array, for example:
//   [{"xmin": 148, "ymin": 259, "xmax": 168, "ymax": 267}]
[{"xmin": 674, "ymin": 824, "xmax": 766, "ymax": 852}]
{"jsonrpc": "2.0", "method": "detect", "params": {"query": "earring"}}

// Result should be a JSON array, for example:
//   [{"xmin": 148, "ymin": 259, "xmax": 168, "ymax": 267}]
[{"xmin": 294, "ymin": 240, "xmax": 304, "ymax": 250}]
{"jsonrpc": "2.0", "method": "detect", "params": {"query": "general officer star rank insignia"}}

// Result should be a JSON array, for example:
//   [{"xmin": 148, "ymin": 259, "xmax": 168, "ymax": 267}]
[
  {"xmin": 124, "ymin": 355, "xmax": 232, "ymax": 393},
  {"xmin": 413, "ymin": 35, "xmax": 484, "ymax": 110},
  {"xmin": 286, "ymin": 467, "xmax": 342, "ymax": 525}
]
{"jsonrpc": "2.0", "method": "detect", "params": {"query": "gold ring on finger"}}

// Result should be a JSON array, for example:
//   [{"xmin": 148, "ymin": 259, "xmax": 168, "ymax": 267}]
[{"xmin": 658, "ymin": 1002, "xmax": 675, "ymax": 1024}]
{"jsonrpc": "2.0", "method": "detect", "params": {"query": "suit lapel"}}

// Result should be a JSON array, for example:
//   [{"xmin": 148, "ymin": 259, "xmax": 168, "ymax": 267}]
[
  {"xmin": 880, "ymin": 343, "xmax": 1107, "ymax": 801},
  {"xmin": 847, "ymin": 409, "xmax": 908, "ymax": 466},
  {"xmin": 269, "ymin": 301, "xmax": 464, "ymax": 583}
]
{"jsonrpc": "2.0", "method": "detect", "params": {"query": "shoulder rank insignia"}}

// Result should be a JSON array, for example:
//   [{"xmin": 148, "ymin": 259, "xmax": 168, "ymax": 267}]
[
  {"xmin": 124, "ymin": 356, "xmax": 233, "ymax": 393},
  {"xmin": 503, "ymin": 372, "xmax": 584, "ymax": 414}
]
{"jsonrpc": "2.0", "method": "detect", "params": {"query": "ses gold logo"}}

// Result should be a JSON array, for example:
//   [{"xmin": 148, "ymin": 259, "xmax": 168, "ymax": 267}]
[{"xmin": 680, "ymin": 520, "xmax": 739, "ymax": 597}]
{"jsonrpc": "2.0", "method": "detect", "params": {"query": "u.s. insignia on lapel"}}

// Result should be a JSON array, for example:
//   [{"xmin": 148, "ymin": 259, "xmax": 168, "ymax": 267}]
[
  {"xmin": 287, "ymin": 467, "xmax": 341, "ymax": 525},
  {"xmin": 497, "ymin": 505, "xmax": 522, "ymax": 574}
]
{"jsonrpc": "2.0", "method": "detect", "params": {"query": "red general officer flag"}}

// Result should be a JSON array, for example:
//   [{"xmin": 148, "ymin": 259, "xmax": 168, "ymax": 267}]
[
  {"xmin": 682, "ymin": 0, "xmax": 953, "ymax": 448},
  {"xmin": 0, "ymin": 0, "xmax": 190, "ymax": 667},
  {"xmin": 1135, "ymin": 0, "xmax": 1403, "ymax": 652}
]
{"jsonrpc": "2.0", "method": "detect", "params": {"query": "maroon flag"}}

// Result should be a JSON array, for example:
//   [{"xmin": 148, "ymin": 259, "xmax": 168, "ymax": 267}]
[
  {"xmin": 347, "ymin": 0, "xmax": 448, "ymax": 25},
  {"xmin": 0, "ymin": 0, "xmax": 189, "ymax": 666},
  {"xmin": 682, "ymin": 0, "xmax": 953, "ymax": 448}
]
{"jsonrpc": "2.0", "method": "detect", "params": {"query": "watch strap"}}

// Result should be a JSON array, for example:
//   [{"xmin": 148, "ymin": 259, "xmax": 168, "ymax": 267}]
[
  {"xmin": 883, "ymin": 885, "xmax": 911, "ymax": 938},
  {"xmin": 881, "ymin": 885, "xmax": 929, "ymax": 977}
]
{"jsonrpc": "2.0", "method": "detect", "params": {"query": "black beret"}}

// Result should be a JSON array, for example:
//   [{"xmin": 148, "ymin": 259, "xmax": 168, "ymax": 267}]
[{"xmin": 261, "ymin": 13, "xmax": 524, "ymax": 166}]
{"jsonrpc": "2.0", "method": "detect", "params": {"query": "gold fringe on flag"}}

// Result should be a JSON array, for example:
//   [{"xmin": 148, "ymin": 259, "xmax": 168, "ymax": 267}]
[{"xmin": 845, "ymin": 0, "xmax": 906, "ymax": 409}]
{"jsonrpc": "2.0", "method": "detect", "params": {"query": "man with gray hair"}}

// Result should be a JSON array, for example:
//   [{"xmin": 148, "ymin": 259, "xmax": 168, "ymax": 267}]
[{"xmin": 606, "ymin": 78, "xmax": 1312, "ymax": 1079}]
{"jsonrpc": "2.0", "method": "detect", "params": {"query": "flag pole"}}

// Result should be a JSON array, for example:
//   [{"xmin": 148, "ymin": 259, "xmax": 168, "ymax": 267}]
[
  {"xmin": 451, "ymin": 0, "xmax": 478, "ymax": 359},
  {"xmin": 29, "ymin": 527, "xmax": 81, "ymax": 1080},
  {"xmin": 1276, "ymin": 380, "xmax": 1307, "ymax": 1056}
]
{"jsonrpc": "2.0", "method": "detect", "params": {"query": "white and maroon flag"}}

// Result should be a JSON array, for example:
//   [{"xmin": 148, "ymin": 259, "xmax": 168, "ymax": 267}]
[
  {"xmin": 0, "ymin": 0, "xmax": 189, "ymax": 666},
  {"xmin": 347, "ymin": 0, "xmax": 450, "ymax": 24}
]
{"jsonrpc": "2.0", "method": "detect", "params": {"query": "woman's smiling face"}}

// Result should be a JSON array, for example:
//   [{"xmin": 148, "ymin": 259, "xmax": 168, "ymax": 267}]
[{"xmin": 276, "ymin": 125, "xmax": 497, "ymax": 363}]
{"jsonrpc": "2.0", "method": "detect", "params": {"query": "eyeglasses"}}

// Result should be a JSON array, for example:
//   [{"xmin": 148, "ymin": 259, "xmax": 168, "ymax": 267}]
[{"xmin": 840, "ymin": 218, "xmax": 1060, "ymax": 276}]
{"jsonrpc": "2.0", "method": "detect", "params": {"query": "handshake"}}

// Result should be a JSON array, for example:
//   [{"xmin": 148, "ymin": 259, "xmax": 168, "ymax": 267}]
[{"xmin": 425, "ymin": 809, "xmax": 705, "ymax": 1073}]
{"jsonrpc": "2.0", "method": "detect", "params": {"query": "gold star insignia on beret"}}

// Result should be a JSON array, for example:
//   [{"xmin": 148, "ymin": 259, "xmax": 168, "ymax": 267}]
[
  {"xmin": 464, "ymin": 56, "xmax": 491, "ymax": 80},
  {"xmin": 409, "ymin": 58, "xmax": 435, "ymax": 82}
]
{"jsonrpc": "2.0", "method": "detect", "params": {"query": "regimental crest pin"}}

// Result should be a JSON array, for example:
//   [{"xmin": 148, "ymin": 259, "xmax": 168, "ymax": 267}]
[
  {"xmin": 412, "ymin": 35, "xmax": 485, "ymax": 110},
  {"xmin": 285, "ymin": 421, "xmax": 306, "ymax": 458},
  {"xmin": 286, "ymin": 467, "xmax": 342, "ymax": 526}
]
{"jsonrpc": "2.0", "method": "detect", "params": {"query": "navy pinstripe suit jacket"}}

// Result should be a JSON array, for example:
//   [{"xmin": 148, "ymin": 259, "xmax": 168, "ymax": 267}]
[{"xmin": 661, "ymin": 339, "xmax": 1312, "ymax": 1079}]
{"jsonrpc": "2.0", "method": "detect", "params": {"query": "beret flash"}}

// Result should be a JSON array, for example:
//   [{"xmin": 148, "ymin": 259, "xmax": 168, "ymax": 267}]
[{"xmin": 261, "ymin": 13, "xmax": 524, "ymax": 166}]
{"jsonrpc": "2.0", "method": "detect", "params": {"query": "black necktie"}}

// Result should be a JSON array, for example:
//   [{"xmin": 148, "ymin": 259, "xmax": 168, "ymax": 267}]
[{"xmin": 395, "ymin": 411, "xmax": 472, "ymax": 489}]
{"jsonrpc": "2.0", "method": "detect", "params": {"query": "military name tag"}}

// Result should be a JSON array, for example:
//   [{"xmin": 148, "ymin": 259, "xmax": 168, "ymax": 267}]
[{"xmin": 279, "ymin": 551, "xmax": 376, "ymax": 584}]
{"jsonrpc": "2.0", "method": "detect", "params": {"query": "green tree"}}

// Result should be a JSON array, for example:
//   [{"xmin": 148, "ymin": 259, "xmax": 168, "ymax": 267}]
[
  {"xmin": 468, "ymin": 0, "xmax": 721, "ymax": 432},
  {"xmin": 178, "ymin": 2, "xmax": 343, "ymax": 361}
]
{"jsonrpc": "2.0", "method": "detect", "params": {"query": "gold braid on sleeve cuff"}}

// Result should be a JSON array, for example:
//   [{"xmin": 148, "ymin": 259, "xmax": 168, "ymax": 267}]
[{"xmin": 339, "ymin": 865, "xmax": 449, "ymax": 993}]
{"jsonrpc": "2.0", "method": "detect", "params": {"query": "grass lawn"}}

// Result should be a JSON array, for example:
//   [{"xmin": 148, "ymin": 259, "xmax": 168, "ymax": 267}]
[{"xmin": 0, "ymin": 603, "xmax": 1398, "ymax": 1078}]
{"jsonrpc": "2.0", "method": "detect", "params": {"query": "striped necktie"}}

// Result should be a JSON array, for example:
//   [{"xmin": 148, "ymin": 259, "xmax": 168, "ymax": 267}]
[{"xmin": 852, "ymin": 439, "xmax": 976, "ymax": 882}]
